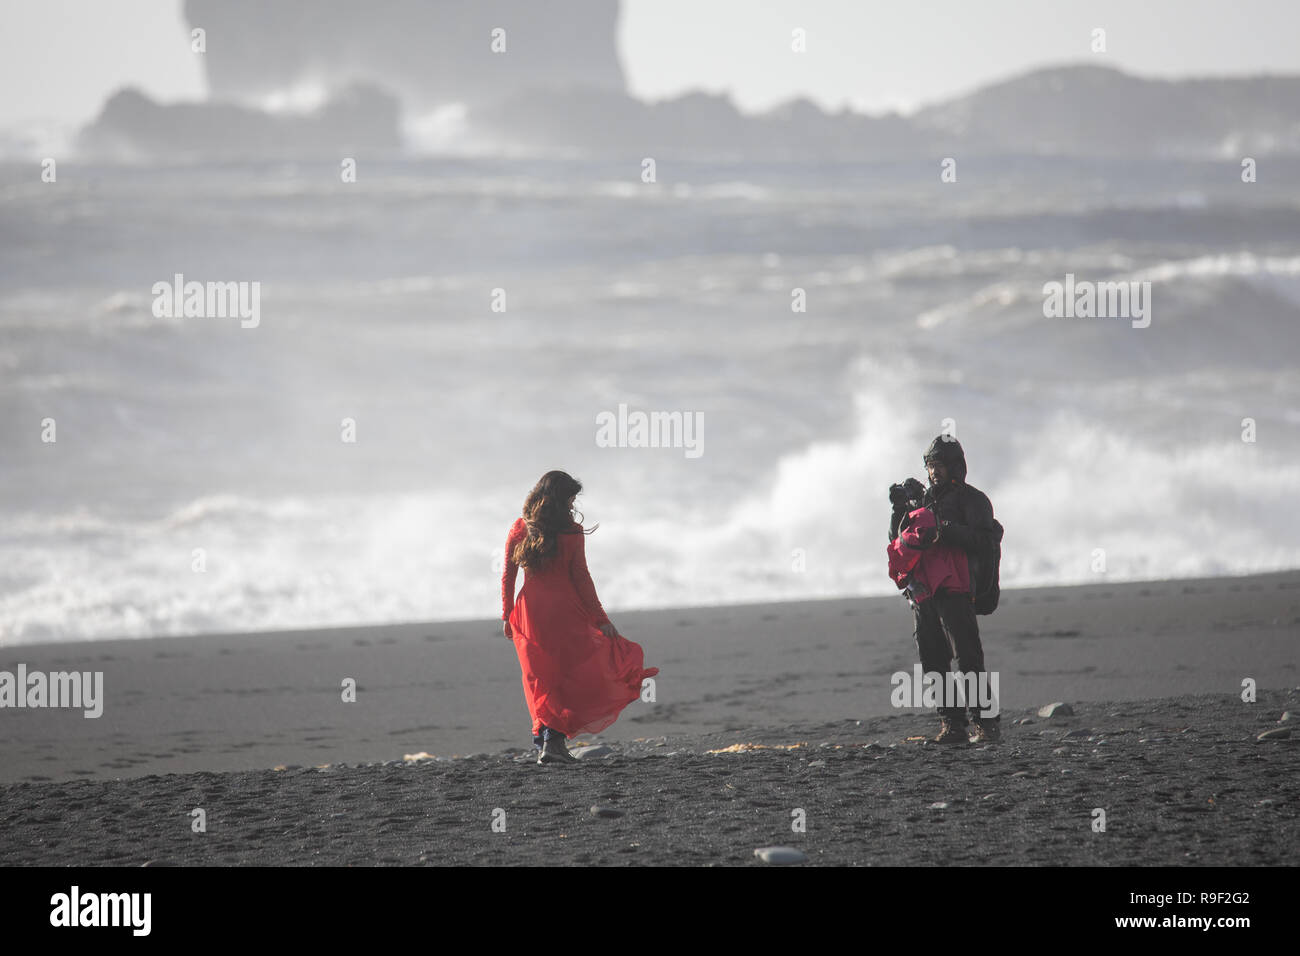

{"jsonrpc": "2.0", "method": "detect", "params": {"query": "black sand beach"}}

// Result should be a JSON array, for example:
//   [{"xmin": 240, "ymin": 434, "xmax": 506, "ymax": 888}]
[
  {"xmin": 1, "ymin": 571, "xmax": 1297, "ymax": 866},
  {"xmin": 2, "ymin": 570, "xmax": 1297, "ymax": 786},
  {"xmin": 1, "ymin": 692, "xmax": 1295, "ymax": 866}
]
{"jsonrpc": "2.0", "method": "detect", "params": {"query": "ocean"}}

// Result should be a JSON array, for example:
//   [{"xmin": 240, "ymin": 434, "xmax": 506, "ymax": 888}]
[{"xmin": 2, "ymin": 154, "xmax": 1298, "ymax": 643}]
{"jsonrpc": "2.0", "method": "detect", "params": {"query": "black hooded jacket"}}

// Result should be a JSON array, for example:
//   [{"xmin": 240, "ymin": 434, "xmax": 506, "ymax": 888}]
[{"xmin": 890, "ymin": 436, "xmax": 997, "ymax": 585}]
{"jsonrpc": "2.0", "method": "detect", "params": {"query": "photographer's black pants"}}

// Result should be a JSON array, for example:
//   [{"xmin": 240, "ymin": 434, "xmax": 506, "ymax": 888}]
[{"xmin": 913, "ymin": 589, "xmax": 990, "ymax": 725}]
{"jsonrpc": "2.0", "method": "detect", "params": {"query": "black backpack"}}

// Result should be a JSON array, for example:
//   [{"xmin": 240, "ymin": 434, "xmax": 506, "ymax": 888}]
[{"xmin": 972, "ymin": 517, "xmax": 1004, "ymax": 615}]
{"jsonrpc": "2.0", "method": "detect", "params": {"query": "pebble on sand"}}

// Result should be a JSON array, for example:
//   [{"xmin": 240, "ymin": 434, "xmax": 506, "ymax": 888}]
[
  {"xmin": 1038, "ymin": 702, "xmax": 1074, "ymax": 718},
  {"xmin": 573, "ymin": 745, "xmax": 615, "ymax": 760},
  {"xmin": 590, "ymin": 805, "xmax": 625, "ymax": 818},
  {"xmin": 754, "ymin": 846, "xmax": 807, "ymax": 865}
]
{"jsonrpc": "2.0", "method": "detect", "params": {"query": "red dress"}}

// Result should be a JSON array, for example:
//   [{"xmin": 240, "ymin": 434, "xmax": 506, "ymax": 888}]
[{"xmin": 500, "ymin": 518, "xmax": 658, "ymax": 738}]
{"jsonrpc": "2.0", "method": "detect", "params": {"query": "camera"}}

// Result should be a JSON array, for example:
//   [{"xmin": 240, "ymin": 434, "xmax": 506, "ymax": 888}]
[{"xmin": 889, "ymin": 477, "xmax": 926, "ymax": 511}]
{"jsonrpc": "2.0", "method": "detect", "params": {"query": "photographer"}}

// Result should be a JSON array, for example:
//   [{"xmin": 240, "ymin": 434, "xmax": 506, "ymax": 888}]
[{"xmin": 889, "ymin": 435, "xmax": 1001, "ymax": 744}]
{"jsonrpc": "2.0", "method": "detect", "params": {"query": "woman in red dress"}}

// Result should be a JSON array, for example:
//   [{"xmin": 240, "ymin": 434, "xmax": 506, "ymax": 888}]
[{"xmin": 500, "ymin": 471, "xmax": 658, "ymax": 764}]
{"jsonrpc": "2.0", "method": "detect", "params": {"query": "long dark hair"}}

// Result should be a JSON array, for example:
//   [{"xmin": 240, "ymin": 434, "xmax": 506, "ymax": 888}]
[{"xmin": 513, "ymin": 470, "xmax": 597, "ymax": 569}]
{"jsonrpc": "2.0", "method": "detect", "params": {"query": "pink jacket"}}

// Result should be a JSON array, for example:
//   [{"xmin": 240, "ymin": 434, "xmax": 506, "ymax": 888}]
[{"xmin": 887, "ymin": 507, "xmax": 971, "ymax": 604}]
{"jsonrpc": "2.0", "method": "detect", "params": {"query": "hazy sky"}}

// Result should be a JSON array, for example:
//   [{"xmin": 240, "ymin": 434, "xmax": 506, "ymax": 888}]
[
  {"xmin": 621, "ymin": 0, "xmax": 1300, "ymax": 113},
  {"xmin": 4, "ymin": 0, "xmax": 1299, "ymax": 129}
]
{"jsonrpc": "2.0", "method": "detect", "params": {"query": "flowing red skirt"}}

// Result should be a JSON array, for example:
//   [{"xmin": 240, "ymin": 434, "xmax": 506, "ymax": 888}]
[{"xmin": 509, "ymin": 585, "xmax": 658, "ymax": 738}]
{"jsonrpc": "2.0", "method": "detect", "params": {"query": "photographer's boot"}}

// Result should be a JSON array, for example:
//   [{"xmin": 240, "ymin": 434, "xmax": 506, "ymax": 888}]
[
  {"xmin": 933, "ymin": 717, "xmax": 968, "ymax": 744},
  {"xmin": 969, "ymin": 718, "xmax": 1002, "ymax": 743}
]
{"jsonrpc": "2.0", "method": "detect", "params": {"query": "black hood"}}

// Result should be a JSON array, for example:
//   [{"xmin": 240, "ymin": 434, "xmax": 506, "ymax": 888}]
[{"xmin": 923, "ymin": 435, "xmax": 967, "ymax": 482}]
